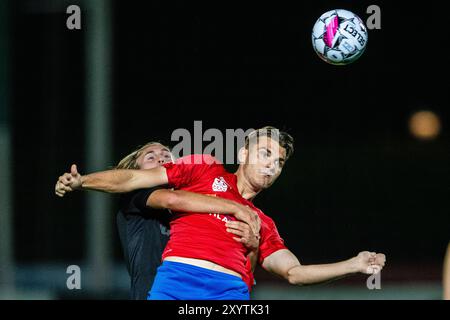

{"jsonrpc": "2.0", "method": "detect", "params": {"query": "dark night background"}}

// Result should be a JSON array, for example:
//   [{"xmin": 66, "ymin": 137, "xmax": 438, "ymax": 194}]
[{"xmin": 3, "ymin": 0, "xmax": 449, "ymax": 298}]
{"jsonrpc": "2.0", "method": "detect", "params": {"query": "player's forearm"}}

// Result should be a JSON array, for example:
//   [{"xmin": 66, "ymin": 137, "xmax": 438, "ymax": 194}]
[
  {"xmin": 248, "ymin": 250, "xmax": 259, "ymax": 273},
  {"xmin": 80, "ymin": 168, "xmax": 167, "ymax": 193},
  {"xmin": 79, "ymin": 170, "xmax": 138, "ymax": 193},
  {"xmin": 287, "ymin": 259, "xmax": 357, "ymax": 286},
  {"xmin": 151, "ymin": 190, "xmax": 240, "ymax": 214}
]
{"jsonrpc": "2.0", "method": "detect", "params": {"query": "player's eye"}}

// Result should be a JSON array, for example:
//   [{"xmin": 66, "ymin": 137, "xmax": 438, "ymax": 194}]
[{"xmin": 258, "ymin": 149, "xmax": 268, "ymax": 158}]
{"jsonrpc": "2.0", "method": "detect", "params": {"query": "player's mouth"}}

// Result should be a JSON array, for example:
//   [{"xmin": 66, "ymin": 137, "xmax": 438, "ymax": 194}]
[{"xmin": 259, "ymin": 169, "xmax": 275, "ymax": 177}]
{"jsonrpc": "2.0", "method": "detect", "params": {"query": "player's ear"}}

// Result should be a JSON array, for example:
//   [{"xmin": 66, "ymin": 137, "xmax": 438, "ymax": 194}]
[{"xmin": 238, "ymin": 147, "xmax": 248, "ymax": 164}]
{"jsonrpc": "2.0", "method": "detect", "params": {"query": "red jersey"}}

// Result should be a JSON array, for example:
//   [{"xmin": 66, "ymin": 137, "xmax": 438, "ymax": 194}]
[{"xmin": 161, "ymin": 154, "xmax": 287, "ymax": 289}]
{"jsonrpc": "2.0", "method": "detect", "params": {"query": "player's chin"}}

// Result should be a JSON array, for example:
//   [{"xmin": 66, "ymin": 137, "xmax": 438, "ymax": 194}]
[{"xmin": 259, "ymin": 177, "xmax": 275, "ymax": 189}]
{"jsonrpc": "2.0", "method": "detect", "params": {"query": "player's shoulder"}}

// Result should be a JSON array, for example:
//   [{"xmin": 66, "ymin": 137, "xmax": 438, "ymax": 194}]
[{"xmin": 174, "ymin": 154, "xmax": 223, "ymax": 166}]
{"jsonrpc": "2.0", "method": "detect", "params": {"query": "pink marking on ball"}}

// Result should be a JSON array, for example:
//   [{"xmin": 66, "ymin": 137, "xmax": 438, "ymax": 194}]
[{"xmin": 324, "ymin": 16, "xmax": 339, "ymax": 47}]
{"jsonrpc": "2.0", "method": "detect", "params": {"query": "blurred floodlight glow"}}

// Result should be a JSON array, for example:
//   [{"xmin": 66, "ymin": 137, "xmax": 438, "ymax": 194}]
[{"xmin": 409, "ymin": 110, "xmax": 441, "ymax": 140}]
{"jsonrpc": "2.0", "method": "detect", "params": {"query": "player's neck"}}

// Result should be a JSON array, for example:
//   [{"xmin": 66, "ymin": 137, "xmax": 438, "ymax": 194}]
[{"xmin": 234, "ymin": 168, "xmax": 260, "ymax": 201}]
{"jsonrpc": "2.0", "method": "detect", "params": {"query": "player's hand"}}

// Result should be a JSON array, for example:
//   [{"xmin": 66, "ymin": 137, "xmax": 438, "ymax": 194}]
[
  {"xmin": 225, "ymin": 220, "xmax": 260, "ymax": 252},
  {"xmin": 55, "ymin": 164, "xmax": 82, "ymax": 197},
  {"xmin": 351, "ymin": 251, "xmax": 386, "ymax": 274},
  {"xmin": 233, "ymin": 204, "xmax": 261, "ymax": 236}
]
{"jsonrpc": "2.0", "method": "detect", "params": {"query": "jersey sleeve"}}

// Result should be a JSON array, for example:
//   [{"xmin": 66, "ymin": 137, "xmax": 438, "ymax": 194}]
[
  {"xmin": 258, "ymin": 216, "xmax": 288, "ymax": 265},
  {"xmin": 163, "ymin": 154, "xmax": 221, "ymax": 189},
  {"xmin": 119, "ymin": 186, "xmax": 162, "ymax": 214}
]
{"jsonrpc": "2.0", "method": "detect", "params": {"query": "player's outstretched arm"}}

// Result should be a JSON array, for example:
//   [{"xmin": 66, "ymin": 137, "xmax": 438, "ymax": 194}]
[
  {"xmin": 55, "ymin": 164, "xmax": 168, "ymax": 196},
  {"xmin": 147, "ymin": 189, "xmax": 261, "ymax": 235},
  {"xmin": 262, "ymin": 249, "xmax": 386, "ymax": 286}
]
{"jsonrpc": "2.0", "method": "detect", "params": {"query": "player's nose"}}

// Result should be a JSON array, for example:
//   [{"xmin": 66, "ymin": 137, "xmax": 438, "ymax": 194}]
[{"xmin": 266, "ymin": 163, "xmax": 276, "ymax": 174}]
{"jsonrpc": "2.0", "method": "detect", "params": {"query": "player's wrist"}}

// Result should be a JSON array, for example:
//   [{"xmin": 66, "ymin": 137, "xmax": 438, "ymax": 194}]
[
  {"xmin": 77, "ymin": 175, "xmax": 86, "ymax": 190},
  {"xmin": 248, "ymin": 239, "xmax": 260, "ymax": 252},
  {"xmin": 230, "ymin": 202, "xmax": 244, "ymax": 215},
  {"xmin": 346, "ymin": 256, "xmax": 361, "ymax": 274}
]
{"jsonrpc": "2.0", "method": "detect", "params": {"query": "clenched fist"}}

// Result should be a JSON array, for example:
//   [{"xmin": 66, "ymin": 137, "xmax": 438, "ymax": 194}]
[
  {"xmin": 55, "ymin": 164, "xmax": 82, "ymax": 197},
  {"xmin": 351, "ymin": 251, "xmax": 386, "ymax": 274}
]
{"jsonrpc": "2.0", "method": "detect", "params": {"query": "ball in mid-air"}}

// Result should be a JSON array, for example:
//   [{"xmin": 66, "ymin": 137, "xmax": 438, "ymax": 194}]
[{"xmin": 312, "ymin": 9, "xmax": 368, "ymax": 65}]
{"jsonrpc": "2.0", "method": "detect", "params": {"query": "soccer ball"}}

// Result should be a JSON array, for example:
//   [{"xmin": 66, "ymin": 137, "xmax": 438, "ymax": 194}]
[{"xmin": 312, "ymin": 9, "xmax": 368, "ymax": 65}]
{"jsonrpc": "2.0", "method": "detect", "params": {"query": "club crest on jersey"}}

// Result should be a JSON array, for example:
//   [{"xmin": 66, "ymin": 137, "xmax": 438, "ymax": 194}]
[{"xmin": 212, "ymin": 177, "xmax": 228, "ymax": 192}]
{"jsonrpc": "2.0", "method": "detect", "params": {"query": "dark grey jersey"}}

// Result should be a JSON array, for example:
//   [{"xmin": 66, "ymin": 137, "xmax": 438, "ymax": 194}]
[{"xmin": 116, "ymin": 187, "xmax": 170, "ymax": 300}]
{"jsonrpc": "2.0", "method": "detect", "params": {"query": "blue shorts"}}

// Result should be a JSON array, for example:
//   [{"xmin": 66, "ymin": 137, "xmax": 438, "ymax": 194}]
[{"xmin": 147, "ymin": 261, "xmax": 250, "ymax": 300}]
